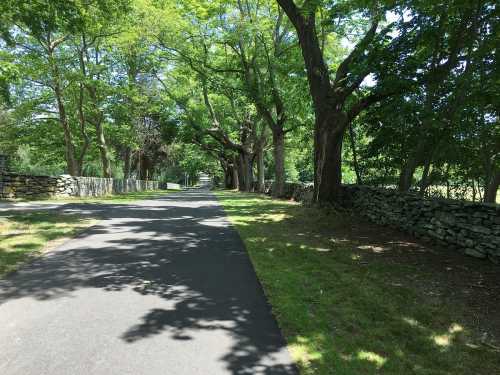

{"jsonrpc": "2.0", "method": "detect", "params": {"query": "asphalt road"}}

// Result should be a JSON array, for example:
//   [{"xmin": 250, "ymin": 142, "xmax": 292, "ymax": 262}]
[{"xmin": 0, "ymin": 190, "xmax": 297, "ymax": 375}]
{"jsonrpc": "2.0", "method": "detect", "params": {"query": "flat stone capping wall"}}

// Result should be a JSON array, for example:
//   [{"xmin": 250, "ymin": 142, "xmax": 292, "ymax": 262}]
[
  {"xmin": 0, "ymin": 173, "xmax": 159, "ymax": 199},
  {"xmin": 263, "ymin": 182, "xmax": 500, "ymax": 264}
]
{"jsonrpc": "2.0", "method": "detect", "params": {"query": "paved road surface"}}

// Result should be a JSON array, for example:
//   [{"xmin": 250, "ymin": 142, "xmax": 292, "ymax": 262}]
[{"xmin": 0, "ymin": 190, "xmax": 297, "ymax": 374}]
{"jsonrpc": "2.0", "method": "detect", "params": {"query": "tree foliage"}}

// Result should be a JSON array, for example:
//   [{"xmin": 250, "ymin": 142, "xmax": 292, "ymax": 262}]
[{"xmin": 0, "ymin": 0, "xmax": 497, "ymax": 201}]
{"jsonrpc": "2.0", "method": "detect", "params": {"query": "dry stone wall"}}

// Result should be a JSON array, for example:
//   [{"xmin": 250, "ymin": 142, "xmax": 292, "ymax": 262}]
[
  {"xmin": 0, "ymin": 173, "xmax": 159, "ymax": 199},
  {"xmin": 264, "ymin": 182, "xmax": 500, "ymax": 264},
  {"xmin": 342, "ymin": 185, "xmax": 500, "ymax": 263}
]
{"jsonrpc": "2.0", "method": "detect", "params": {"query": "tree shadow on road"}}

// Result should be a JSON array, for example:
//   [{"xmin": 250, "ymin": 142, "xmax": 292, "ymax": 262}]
[{"xmin": 0, "ymin": 191, "xmax": 298, "ymax": 374}]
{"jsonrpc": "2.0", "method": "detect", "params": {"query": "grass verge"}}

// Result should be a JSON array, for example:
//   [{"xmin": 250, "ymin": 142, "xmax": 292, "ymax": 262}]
[
  {"xmin": 37, "ymin": 189, "xmax": 175, "ymax": 204},
  {"xmin": 215, "ymin": 190, "xmax": 500, "ymax": 375},
  {"xmin": 0, "ymin": 189, "xmax": 175, "ymax": 276},
  {"xmin": 0, "ymin": 211, "xmax": 97, "ymax": 276}
]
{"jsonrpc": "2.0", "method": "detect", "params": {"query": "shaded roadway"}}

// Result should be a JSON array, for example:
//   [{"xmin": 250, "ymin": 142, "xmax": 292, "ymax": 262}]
[{"xmin": 0, "ymin": 189, "xmax": 298, "ymax": 374}]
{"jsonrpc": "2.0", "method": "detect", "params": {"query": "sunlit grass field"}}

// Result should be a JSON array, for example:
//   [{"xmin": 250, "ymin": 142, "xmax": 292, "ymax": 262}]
[{"xmin": 216, "ymin": 191, "xmax": 500, "ymax": 375}]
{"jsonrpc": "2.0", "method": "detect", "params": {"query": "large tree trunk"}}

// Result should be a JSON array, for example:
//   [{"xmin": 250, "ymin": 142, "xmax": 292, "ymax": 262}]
[
  {"xmin": 314, "ymin": 123, "xmax": 344, "ymax": 203},
  {"xmin": 278, "ymin": 6, "xmax": 349, "ymax": 203},
  {"xmin": 223, "ymin": 163, "xmax": 234, "ymax": 189},
  {"xmin": 484, "ymin": 169, "xmax": 499, "ymax": 203},
  {"xmin": 399, "ymin": 156, "xmax": 418, "ymax": 192},
  {"xmin": 256, "ymin": 147, "xmax": 265, "ymax": 193},
  {"xmin": 313, "ymin": 109, "xmax": 346, "ymax": 203},
  {"xmin": 238, "ymin": 151, "xmax": 254, "ymax": 192},
  {"xmin": 276, "ymin": 1, "xmax": 397, "ymax": 204},
  {"xmin": 272, "ymin": 130, "xmax": 285, "ymax": 197}
]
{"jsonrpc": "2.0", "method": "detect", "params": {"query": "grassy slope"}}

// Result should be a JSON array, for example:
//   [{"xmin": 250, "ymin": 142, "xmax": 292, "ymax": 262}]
[{"xmin": 215, "ymin": 191, "xmax": 500, "ymax": 375}]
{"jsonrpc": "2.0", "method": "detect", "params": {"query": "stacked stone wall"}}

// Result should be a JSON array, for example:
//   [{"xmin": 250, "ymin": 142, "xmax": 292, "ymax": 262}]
[
  {"xmin": 0, "ymin": 173, "xmax": 159, "ymax": 199},
  {"xmin": 262, "ymin": 182, "xmax": 500, "ymax": 264}
]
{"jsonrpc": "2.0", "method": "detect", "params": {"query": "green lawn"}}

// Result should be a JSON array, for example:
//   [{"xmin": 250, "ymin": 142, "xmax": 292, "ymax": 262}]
[
  {"xmin": 36, "ymin": 189, "xmax": 175, "ymax": 204},
  {"xmin": 0, "ymin": 189, "xmax": 174, "ymax": 276},
  {"xmin": 215, "ymin": 191, "xmax": 500, "ymax": 375},
  {"xmin": 0, "ymin": 211, "xmax": 96, "ymax": 276}
]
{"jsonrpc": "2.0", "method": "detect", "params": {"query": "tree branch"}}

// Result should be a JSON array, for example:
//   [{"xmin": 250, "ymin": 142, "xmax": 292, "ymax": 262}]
[{"xmin": 347, "ymin": 90, "xmax": 397, "ymax": 123}]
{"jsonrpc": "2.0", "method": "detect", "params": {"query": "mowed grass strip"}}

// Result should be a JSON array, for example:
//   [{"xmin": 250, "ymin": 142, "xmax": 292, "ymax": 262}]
[
  {"xmin": 37, "ymin": 189, "xmax": 175, "ymax": 205},
  {"xmin": 215, "ymin": 191, "xmax": 500, "ymax": 375},
  {"xmin": 0, "ymin": 211, "xmax": 97, "ymax": 276},
  {"xmin": 0, "ymin": 189, "xmax": 174, "ymax": 276}
]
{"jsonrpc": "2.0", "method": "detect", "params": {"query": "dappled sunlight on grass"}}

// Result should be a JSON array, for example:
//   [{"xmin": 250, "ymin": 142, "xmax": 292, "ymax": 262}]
[
  {"xmin": 288, "ymin": 334, "xmax": 325, "ymax": 371},
  {"xmin": 357, "ymin": 244, "xmax": 386, "ymax": 253},
  {"xmin": 356, "ymin": 350, "xmax": 387, "ymax": 368},
  {"xmin": 432, "ymin": 323, "xmax": 464, "ymax": 348},
  {"xmin": 216, "ymin": 190, "xmax": 500, "ymax": 374},
  {"xmin": 0, "ymin": 211, "xmax": 96, "ymax": 276}
]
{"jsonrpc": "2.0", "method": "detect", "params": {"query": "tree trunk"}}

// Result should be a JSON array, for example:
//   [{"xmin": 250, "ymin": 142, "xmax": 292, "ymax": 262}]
[
  {"xmin": 418, "ymin": 159, "xmax": 432, "ymax": 197},
  {"xmin": 223, "ymin": 163, "xmax": 234, "ymax": 189},
  {"xmin": 256, "ymin": 147, "xmax": 265, "ymax": 193},
  {"xmin": 95, "ymin": 118, "xmax": 112, "ymax": 178},
  {"xmin": 272, "ymin": 130, "xmax": 285, "ymax": 197},
  {"xmin": 76, "ymin": 83, "xmax": 90, "ymax": 176},
  {"xmin": 276, "ymin": 1, "xmax": 394, "ymax": 203},
  {"xmin": 314, "ymin": 112, "xmax": 345, "ymax": 203},
  {"xmin": 81, "ymin": 40, "xmax": 112, "ymax": 179},
  {"xmin": 49, "ymin": 55, "xmax": 79, "ymax": 176},
  {"xmin": 58, "ymin": 108, "xmax": 79, "ymax": 176},
  {"xmin": 476, "ymin": 179, "xmax": 483, "ymax": 201},
  {"xmin": 238, "ymin": 151, "xmax": 254, "ymax": 192},
  {"xmin": 445, "ymin": 164, "xmax": 451, "ymax": 199},
  {"xmin": 399, "ymin": 155, "xmax": 419, "ymax": 192},
  {"xmin": 139, "ymin": 152, "xmax": 148, "ymax": 180},
  {"xmin": 233, "ymin": 156, "xmax": 240, "ymax": 190},
  {"xmin": 484, "ymin": 169, "xmax": 499, "ymax": 203},
  {"xmin": 123, "ymin": 148, "xmax": 132, "ymax": 179},
  {"xmin": 87, "ymin": 84, "xmax": 112, "ymax": 178},
  {"xmin": 219, "ymin": 158, "xmax": 233, "ymax": 190},
  {"xmin": 348, "ymin": 123, "xmax": 363, "ymax": 185}
]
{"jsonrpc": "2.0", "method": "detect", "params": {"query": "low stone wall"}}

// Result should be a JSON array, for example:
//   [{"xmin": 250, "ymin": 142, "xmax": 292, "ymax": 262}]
[
  {"xmin": 253, "ymin": 181, "xmax": 314, "ymax": 202},
  {"xmin": 0, "ymin": 173, "xmax": 159, "ymax": 199},
  {"xmin": 262, "ymin": 182, "xmax": 500, "ymax": 264},
  {"xmin": 342, "ymin": 185, "xmax": 500, "ymax": 263},
  {"xmin": 0, "ymin": 173, "xmax": 60, "ymax": 199}
]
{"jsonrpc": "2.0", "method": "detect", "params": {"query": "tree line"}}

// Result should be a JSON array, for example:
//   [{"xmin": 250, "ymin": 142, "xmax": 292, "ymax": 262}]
[{"xmin": 0, "ymin": 0, "xmax": 498, "ymax": 203}]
